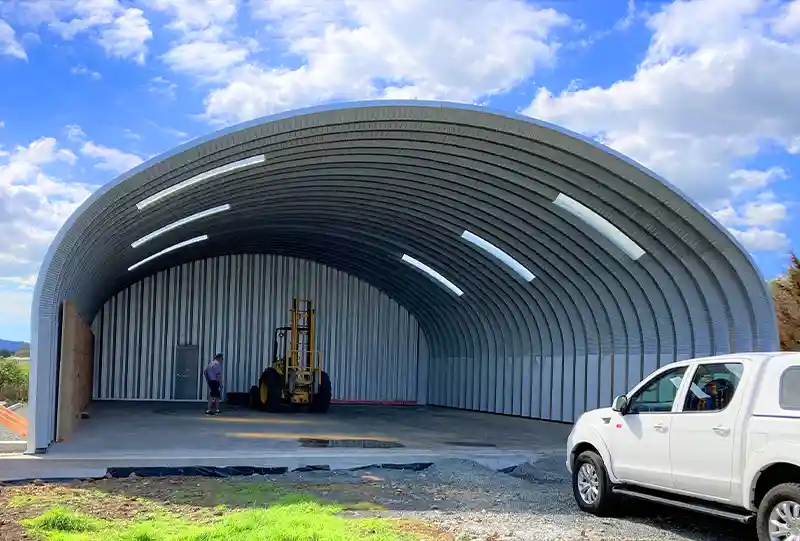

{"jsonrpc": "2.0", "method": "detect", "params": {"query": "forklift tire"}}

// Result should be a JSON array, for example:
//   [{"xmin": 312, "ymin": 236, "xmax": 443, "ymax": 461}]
[
  {"xmin": 309, "ymin": 370, "xmax": 332, "ymax": 413},
  {"xmin": 248, "ymin": 385, "xmax": 262, "ymax": 409},
  {"xmin": 261, "ymin": 367, "xmax": 283, "ymax": 412}
]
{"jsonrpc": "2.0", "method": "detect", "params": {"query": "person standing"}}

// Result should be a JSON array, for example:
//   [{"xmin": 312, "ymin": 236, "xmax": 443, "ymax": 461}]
[{"xmin": 204, "ymin": 353, "xmax": 223, "ymax": 415}]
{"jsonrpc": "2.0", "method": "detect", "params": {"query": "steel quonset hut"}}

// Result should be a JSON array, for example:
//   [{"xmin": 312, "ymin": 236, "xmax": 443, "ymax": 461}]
[{"xmin": 28, "ymin": 100, "xmax": 779, "ymax": 453}]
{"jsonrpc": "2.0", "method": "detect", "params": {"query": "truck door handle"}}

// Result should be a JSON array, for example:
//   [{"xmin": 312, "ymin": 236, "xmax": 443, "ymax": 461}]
[
  {"xmin": 712, "ymin": 426, "xmax": 730, "ymax": 436},
  {"xmin": 653, "ymin": 423, "xmax": 668, "ymax": 432}
]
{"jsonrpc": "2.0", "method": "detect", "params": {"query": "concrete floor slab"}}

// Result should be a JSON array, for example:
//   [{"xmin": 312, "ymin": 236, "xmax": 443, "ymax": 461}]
[{"xmin": 0, "ymin": 402, "xmax": 572, "ymax": 482}]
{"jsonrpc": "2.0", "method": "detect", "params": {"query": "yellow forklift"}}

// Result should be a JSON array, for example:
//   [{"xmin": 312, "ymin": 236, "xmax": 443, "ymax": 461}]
[{"xmin": 249, "ymin": 298, "xmax": 332, "ymax": 413}]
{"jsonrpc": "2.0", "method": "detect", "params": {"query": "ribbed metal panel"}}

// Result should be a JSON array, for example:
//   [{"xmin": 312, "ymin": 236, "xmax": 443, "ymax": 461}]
[
  {"xmin": 29, "ymin": 101, "xmax": 778, "ymax": 452},
  {"xmin": 91, "ymin": 254, "xmax": 424, "ymax": 402}
]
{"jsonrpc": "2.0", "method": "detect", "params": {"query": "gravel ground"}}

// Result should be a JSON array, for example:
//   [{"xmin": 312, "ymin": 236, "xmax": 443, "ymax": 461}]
[
  {"xmin": 269, "ymin": 454, "xmax": 754, "ymax": 541},
  {"xmin": 0, "ymin": 403, "xmax": 27, "ymax": 442}
]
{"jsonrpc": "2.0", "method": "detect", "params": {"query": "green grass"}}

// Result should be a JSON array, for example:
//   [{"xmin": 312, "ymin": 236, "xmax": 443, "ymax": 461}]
[
  {"xmin": 168, "ymin": 479, "xmax": 288, "ymax": 508},
  {"xmin": 15, "ymin": 484, "xmax": 413, "ymax": 541}
]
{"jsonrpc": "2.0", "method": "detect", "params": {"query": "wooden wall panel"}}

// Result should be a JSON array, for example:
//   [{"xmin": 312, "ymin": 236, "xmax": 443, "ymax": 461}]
[{"xmin": 57, "ymin": 301, "xmax": 94, "ymax": 441}]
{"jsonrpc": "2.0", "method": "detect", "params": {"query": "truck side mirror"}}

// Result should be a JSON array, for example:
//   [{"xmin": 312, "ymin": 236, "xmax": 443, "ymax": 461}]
[{"xmin": 612, "ymin": 395, "xmax": 628, "ymax": 414}]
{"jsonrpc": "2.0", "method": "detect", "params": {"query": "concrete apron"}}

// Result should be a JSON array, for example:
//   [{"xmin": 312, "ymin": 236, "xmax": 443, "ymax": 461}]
[
  {"xmin": 0, "ymin": 447, "xmax": 557, "ymax": 483},
  {"xmin": 0, "ymin": 441, "xmax": 27, "ymax": 454}
]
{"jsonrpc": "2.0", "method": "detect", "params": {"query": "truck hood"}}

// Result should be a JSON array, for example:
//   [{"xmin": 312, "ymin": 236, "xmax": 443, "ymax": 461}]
[
  {"xmin": 572, "ymin": 406, "xmax": 615, "ymax": 431},
  {"xmin": 582, "ymin": 407, "xmax": 614, "ymax": 421}
]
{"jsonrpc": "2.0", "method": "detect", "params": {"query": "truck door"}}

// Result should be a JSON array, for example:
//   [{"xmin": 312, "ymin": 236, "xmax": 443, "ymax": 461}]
[
  {"xmin": 669, "ymin": 360, "xmax": 746, "ymax": 501},
  {"xmin": 607, "ymin": 365, "xmax": 689, "ymax": 489}
]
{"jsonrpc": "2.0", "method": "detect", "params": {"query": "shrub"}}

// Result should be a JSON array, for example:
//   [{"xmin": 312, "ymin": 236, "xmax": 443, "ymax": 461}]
[{"xmin": 0, "ymin": 359, "xmax": 28, "ymax": 402}]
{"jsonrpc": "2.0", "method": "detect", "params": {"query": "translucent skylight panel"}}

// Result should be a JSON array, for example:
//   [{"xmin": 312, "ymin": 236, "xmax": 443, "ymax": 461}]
[
  {"xmin": 553, "ymin": 193, "xmax": 646, "ymax": 260},
  {"xmin": 401, "ymin": 254, "xmax": 464, "ymax": 296},
  {"xmin": 128, "ymin": 235, "xmax": 209, "ymax": 272},
  {"xmin": 460, "ymin": 230, "xmax": 535, "ymax": 282},
  {"xmin": 131, "ymin": 204, "xmax": 231, "ymax": 248},
  {"xmin": 136, "ymin": 155, "xmax": 265, "ymax": 210}
]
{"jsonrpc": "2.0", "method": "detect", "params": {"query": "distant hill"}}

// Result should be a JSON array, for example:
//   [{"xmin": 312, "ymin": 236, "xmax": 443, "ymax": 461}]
[{"xmin": 0, "ymin": 339, "xmax": 28, "ymax": 353}]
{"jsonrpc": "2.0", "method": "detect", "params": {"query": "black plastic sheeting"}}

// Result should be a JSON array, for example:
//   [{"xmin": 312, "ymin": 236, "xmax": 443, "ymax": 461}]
[
  {"xmin": 345, "ymin": 462, "xmax": 432, "ymax": 472},
  {"xmin": 0, "ymin": 462, "xmax": 436, "ymax": 485},
  {"xmin": 107, "ymin": 466, "xmax": 292, "ymax": 477},
  {"xmin": 2, "ymin": 477, "xmax": 85, "ymax": 486},
  {"xmin": 106, "ymin": 463, "xmax": 434, "ymax": 478}
]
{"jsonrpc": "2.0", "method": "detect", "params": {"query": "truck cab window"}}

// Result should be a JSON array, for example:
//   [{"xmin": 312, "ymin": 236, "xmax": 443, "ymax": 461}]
[
  {"xmin": 627, "ymin": 366, "xmax": 688, "ymax": 414},
  {"xmin": 683, "ymin": 362, "xmax": 742, "ymax": 412},
  {"xmin": 779, "ymin": 367, "xmax": 800, "ymax": 411}
]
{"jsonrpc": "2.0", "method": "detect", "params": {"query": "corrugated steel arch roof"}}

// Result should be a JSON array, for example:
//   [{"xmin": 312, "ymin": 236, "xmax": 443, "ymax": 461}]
[{"xmin": 29, "ymin": 100, "xmax": 779, "ymax": 446}]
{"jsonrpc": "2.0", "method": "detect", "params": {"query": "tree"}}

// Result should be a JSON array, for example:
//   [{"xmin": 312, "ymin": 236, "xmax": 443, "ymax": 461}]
[
  {"xmin": 0, "ymin": 349, "xmax": 11, "ymax": 358},
  {"xmin": 772, "ymin": 253, "xmax": 800, "ymax": 351}
]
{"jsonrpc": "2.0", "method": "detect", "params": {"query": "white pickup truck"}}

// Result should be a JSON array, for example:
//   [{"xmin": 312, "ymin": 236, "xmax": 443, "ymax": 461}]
[{"xmin": 566, "ymin": 351, "xmax": 800, "ymax": 541}]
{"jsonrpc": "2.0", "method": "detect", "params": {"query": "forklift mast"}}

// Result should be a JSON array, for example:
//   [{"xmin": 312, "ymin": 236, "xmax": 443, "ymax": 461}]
[
  {"xmin": 288, "ymin": 298, "xmax": 321, "ymax": 395},
  {"xmin": 272, "ymin": 326, "xmax": 291, "ymax": 371}
]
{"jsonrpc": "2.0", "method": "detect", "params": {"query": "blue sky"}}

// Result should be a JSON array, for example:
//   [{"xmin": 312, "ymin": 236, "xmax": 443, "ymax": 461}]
[{"xmin": 0, "ymin": 0, "xmax": 798, "ymax": 342}]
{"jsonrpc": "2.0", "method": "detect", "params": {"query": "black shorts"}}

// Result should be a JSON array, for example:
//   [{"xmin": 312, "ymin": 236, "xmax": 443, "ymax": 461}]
[{"xmin": 207, "ymin": 380, "xmax": 221, "ymax": 398}]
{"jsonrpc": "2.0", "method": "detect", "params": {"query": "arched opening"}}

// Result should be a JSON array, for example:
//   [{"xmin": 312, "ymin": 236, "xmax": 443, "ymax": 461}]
[{"xmin": 28, "ymin": 101, "xmax": 778, "ymax": 453}]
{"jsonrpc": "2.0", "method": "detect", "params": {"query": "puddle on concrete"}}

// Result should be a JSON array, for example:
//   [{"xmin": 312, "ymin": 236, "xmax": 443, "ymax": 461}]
[
  {"xmin": 298, "ymin": 438, "xmax": 405, "ymax": 448},
  {"xmin": 444, "ymin": 441, "xmax": 497, "ymax": 448}
]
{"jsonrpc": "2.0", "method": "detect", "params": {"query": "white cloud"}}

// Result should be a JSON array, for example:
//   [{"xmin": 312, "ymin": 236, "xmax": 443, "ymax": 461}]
[
  {"xmin": 65, "ymin": 123, "xmax": 86, "ymax": 142},
  {"xmin": 728, "ymin": 227, "xmax": 790, "ymax": 252},
  {"xmin": 525, "ymin": 0, "xmax": 800, "ymax": 253},
  {"xmin": 97, "ymin": 7, "xmax": 151, "ymax": 63},
  {"xmin": 743, "ymin": 200, "xmax": 787, "ymax": 228},
  {"xmin": 80, "ymin": 141, "xmax": 144, "ymax": 174},
  {"xmin": 162, "ymin": 40, "xmax": 249, "ymax": 77},
  {"xmin": 728, "ymin": 166, "xmax": 788, "ymax": 195},
  {"xmin": 0, "ymin": 289, "xmax": 33, "ymax": 328},
  {"xmin": 173, "ymin": 0, "xmax": 573, "ymax": 124},
  {"xmin": 146, "ymin": 0, "xmax": 250, "ymax": 79},
  {"xmin": 0, "ymin": 137, "xmax": 93, "ymax": 297},
  {"xmin": 0, "ymin": 18, "xmax": 27, "ymax": 60},
  {"xmin": 71, "ymin": 64, "xmax": 102, "ymax": 80},
  {"xmin": 148, "ymin": 122, "xmax": 188, "ymax": 139},
  {"xmin": 144, "ymin": 0, "xmax": 239, "ymax": 36},
  {"xmin": 714, "ymin": 193, "xmax": 789, "ymax": 230},
  {"xmin": 0, "ymin": 131, "xmax": 143, "ymax": 324},
  {"xmin": 790, "ymin": 136, "xmax": 800, "ymax": 155},
  {"xmin": 148, "ymin": 76, "xmax": 178, "ymax": 99},
  {"xmin": 19, "ymin": 0, "xmax": 153, "ymax": 63},
  {"xmin": 772, "ymin": 0, "xmax": 800, "ymax": 36}
]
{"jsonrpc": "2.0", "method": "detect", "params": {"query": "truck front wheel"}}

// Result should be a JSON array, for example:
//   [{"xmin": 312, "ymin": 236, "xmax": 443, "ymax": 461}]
[
  {"xmin": 572, "ymin": 450, "xmax": 617, "ymax": 516},
  {"xmin": 757, "ymin": 483, "xmax": 800, "ymax": 541}
]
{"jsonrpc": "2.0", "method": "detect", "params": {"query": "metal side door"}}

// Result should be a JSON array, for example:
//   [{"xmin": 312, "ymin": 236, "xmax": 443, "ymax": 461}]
[{"xmin": 174, "ymin": 345, "xmax": 201, "ymax": 400}]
